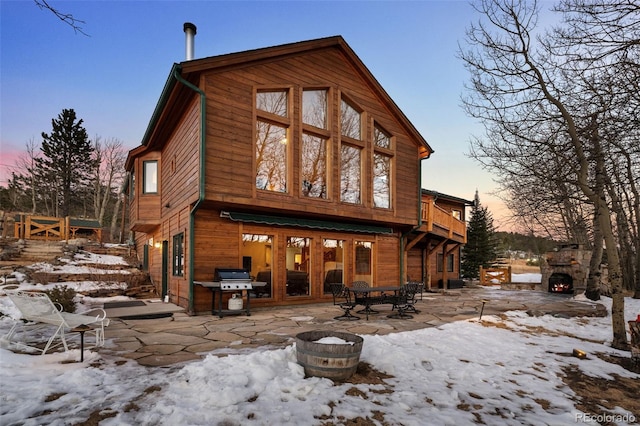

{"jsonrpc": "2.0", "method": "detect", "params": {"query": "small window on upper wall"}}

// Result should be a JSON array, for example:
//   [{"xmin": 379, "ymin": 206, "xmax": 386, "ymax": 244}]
[
  {"xmin": 143, "ymin": 160, "xmax": 158, "ymax": 194},
  {"xmin": 257, "ymin": 90, "xmax": 288, "ymax": 117},
  {"xmin": 374, "ymin": 125, "xmax": 391, "ymax": 149},
  {"xmin": 340, "ymin": 98, "xmax": 361, "ymax": 140},
  {"xmin": 302, "ymin": 89, "xmax": 328, "ymax": 129}
]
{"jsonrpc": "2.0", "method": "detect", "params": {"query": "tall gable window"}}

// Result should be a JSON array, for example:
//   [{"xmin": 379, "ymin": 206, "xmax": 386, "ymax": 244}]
[
  {"xmin": 340, "ymin": 97, "xmax": 363, "ymax": 204},
  {"xmin": 256, "ymin": 89, "xmax": 290, "ymax": 192},
  {"xmin": 301, "ymin": 89, "xmax": 329, "ymax": 199},
  {"xmin": 143, "ymin": 160, "xmax": 158, "ymax": 194},
  {"xmin": 373, "ymin": 124, "xmax": 393, "ymax": 209}
]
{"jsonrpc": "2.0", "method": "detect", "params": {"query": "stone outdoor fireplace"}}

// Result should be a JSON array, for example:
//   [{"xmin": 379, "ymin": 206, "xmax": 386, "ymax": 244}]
[{"xmin": 540, "ymin": 244, "xmax": 591, "ymax": 294}]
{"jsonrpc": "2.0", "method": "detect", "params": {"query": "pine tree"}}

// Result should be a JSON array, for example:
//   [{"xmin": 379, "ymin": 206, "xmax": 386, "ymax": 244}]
[
  {"xmin": 36, "ymin": 109, "xmax": 95, "ymax": 217},
  {"xmin": 461, "ymin": 190, "xmax": 498, "ymax": 279}
]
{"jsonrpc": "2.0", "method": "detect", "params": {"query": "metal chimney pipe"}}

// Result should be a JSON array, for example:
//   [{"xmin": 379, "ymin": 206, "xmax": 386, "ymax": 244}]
[{"xmin": 183, "ymin": 22, "xmax": 197, "ymax": 61}]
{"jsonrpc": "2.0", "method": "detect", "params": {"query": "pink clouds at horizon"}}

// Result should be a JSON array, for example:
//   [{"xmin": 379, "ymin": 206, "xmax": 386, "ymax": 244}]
[{"xmin": 0, "ymin": 144, "xmax": 24, "ymax": 187}]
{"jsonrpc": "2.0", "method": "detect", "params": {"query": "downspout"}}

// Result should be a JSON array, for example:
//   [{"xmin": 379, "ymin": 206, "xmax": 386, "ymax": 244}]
[
  {"xmin": 400, "ymin": 157, "xmax": 425, "ymax": 284},
  {"xmin": 172, "ymin": 66, "xmax": 206, "ymax": 314}
]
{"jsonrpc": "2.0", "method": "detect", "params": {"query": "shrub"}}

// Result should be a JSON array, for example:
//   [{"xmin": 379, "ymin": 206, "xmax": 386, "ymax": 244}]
[{"xmin": 45, "ymin": 286, "xmax": 77, "ymax": 313}]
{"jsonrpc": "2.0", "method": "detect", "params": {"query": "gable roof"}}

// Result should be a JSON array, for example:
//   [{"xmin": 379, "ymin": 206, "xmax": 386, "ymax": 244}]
[
  {"xmin": 422, "ymin": 189, "xmax": 474, "ymax": 206},
  {"xmin": 129, "ymin": 35, "xmax": 433, "ymax": 168}
]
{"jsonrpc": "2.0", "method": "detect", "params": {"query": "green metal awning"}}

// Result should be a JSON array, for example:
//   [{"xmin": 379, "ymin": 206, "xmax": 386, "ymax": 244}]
[{"xmin": 221, "ymin": 211, "xmax": 394, "ymax": 234}]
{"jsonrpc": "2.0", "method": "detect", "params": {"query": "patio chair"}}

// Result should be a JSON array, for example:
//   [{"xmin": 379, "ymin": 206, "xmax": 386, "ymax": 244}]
[
  {"xmin": 330, "ymin": 283, "xmax": 360, "ymax": 321},
  {"xmin": 387, "ymin": 286, "xmax": 414, "ymax": 319},
  {"xmin": 403, "ymin": 282, "xmax": 423, "ymax": 314},
  {"xmin": 350, "ymin": 280, "xmax": 370, "ymax": 305},
  {"xmin": 2, "ymin": 288, "xmax": 110, "ymax": 355}
]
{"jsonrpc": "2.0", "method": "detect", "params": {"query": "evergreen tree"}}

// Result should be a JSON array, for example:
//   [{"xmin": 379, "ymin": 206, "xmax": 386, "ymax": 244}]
[
  {"xmin": 461, "ymin": 190, "xmax": 498, "ymax": 279},
  {"xmin": 36, "ymin": 109, "xmax": 94, "ymax": 217}
]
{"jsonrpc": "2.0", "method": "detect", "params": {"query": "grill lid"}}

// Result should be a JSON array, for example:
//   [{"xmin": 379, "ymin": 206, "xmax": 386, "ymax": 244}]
[{"xmin": 214, "ymin": 268, "xmax": 251, "ymax": 281}]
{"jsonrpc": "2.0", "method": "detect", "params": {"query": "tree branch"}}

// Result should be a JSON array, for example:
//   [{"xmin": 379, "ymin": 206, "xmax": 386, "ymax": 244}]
[{"xmin": 34, "ymin": 0, "xmax": 89, "ymax": 36}]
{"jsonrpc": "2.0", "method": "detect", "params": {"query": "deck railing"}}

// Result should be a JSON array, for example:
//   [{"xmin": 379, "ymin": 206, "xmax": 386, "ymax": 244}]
[{"xmin": 421, "ymin": 201, "xmax": 467, "ymax": 242}]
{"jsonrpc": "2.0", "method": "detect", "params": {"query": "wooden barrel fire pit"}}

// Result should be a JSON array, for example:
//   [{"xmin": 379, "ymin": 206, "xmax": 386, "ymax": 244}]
[{"xmin": 295, "ymin": 330, "xmax": 363, "ymax": 381}]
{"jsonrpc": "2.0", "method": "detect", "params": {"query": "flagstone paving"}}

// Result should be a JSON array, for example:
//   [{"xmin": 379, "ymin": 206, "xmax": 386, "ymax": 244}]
[{"xmin": 101, "ymin": 287, "xmax": 607, "ymax": 367}]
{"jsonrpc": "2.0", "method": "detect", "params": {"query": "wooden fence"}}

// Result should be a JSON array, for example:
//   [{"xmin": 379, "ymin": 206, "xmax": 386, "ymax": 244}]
[
  {"xmin": 13, "ymin": 214, "xmax": 102, "ymax": 241},
  {"xmin": 479, "ymin": 266, "xmax": 512, "ymax": 285}
]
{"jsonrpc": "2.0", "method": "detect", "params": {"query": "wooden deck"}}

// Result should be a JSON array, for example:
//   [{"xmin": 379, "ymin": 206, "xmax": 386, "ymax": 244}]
[{"xmin": 419, "ymin": 200, "xmax": 466, "ymax": 243}]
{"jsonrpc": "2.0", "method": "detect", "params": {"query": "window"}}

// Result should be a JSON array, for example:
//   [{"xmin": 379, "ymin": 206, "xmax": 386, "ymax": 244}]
[
  {"xmin": 447, "ymin": 253, "xmax": 455, "ymax": 272},
  {"xmin": 301, "ymin": 89, "xmax": 329, "ymax": 199},
  {"xmin": 354, "ymin": 241, "xmax": 373, "ymax": 285},
  {"xmin": 373, "ymin": 124, "xmax": 393, "ymax": 209},
  {"xmin": 373, "ymin": 153, "xmax": 391, "ymax": 208},
  {"xmin": 143, "ymin": 160, "xmax": 158, "ymax": 194},
  {"xmin": 255, "ymin": 122, "xmax": 287, "ymax": 191},
  {"xmin": 340, "ymin": 98, "xmax": 363, "ymax": 204},
  {"xmin": 129, "ymin": 171, "xmax": 135, "ymax": 200},
  {"xmin": 452, "ymin": 209, "xmax": 462, "ymax": 220},
  {"xmin": 436, "ymin": 253, "xmax": 454, "ymax": 273},
  {"xmin": 341, "ymin": 98, "xmax": 361, "ymax": 139},
  {"xmin": 340, "ymin": 144, "xmax": 361, "ymax": 203},
  {"xmin": 172, "ymin": 233, "xmax": 184, "ymax": 276},
  {"xmin": 374, "ymin": 126, "xmax": 391, "ymax": 149},
  {"xmin": 257, "ymin": 91, "xmax": 288, "ymax": 117},
  {"xmin": 242, "ymin": 234, "xmax": 273, "ymax": 298},
  {"xmin": 323, "ymin": 239, "xmax": 344, "ymax": 294},
  {"xmin": 286, "ymin": 237, "xmax": 311, "ymax": 296},
  {"xmin": 301, "ymin": 134, "xmax": 327, "ymax": 198},
  {"xmin": 302, "ymin": 89, "xmax": 327, "ymax": 129},
  {"xmin": 256, "ymin": 89, "xmax": 290, "ymax": 193}
]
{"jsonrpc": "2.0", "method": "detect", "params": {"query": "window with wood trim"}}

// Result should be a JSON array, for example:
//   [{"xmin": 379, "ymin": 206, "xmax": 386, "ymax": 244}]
[
  {"xmin": 172, "ymin": 233, "xmax": 184, "ymax": 276},
  {"xmin": 301, "ymin": 89, "xmax": 329, "ymax": 199},
  {"xmin": 354, "ymin": 241, "xmax": 373, "ymax": 285},
  {"xmin": 373, "ymin": 124, "xmax": 393, "ymax": 209},
  {"xmin": 286, "ymin": 236, "xmax": 311, "ymax": 297},
  {"xmin": 340, "ymin": 97, "xmax": 363, "ymax": 204},
  {"xmin": 255, "ymin": 89, "xmax": 290, "ymax": 193},
  {"xmin": 143, "ymin": 160, "xmax": 158, "ymax": 194},
  {"xmin": 323, "ymin": 239, "xmax": 344, "ymax": 294}
]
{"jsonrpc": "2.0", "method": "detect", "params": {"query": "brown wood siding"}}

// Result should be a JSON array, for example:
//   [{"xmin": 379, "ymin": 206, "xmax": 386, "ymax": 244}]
[
  {"xmin": 186, "ymin": 210, "xmax": 401, "ymax": 314},
  {"xmin": 161, "ymin": 98, "xmax": 201, "ymax": 212},
  {"xmin": 375, "ymin": 235, "xmax": 401, "ymax": 284},
  {"xmin": 406, "ymin": 249, "xmax": 425, "ymax": 283},
  {"xmin": 134, "ymin": 153, "xmax": 162, "ymax": 225},
  {"xmin": 201, "ymin": 46, "xmax": 419, "ymax": 227}
]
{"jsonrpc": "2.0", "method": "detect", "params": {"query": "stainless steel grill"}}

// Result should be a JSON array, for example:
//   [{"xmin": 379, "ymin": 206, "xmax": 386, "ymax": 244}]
[{"xmin": 214, "ymin": 268, "xmax": 253, "ymax": 290}]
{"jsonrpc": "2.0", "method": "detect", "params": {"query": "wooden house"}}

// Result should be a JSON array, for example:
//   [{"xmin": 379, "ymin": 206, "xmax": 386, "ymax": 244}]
[
  {"xmin": 405, "ymin": 190, "xmax": 473, "ymax": 290},
  {"xmin": 125, "ymin": 34, "xmax": 449, "ymax": 314}
]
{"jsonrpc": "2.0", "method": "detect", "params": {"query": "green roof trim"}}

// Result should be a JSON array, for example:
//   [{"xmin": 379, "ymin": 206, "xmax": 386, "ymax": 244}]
[
  {"xmin": 69, "ymin": 218, "xmax": 101, "ymax": 228},
  {"xmin": 221, "ymin": 211, "xmax": 393, "ymax": 234}
]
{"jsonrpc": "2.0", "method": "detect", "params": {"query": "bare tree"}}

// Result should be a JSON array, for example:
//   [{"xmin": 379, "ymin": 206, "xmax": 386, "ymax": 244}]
[
  {"xmin": 34, "ymin": 0, "xmax": 88, "ymax": 36},
  {"xmin": 91, "ymin": 137, "xmax": 126, "ymax": 225},
  {"xmin": 460, "ymin": 0, "xmax": 635, "ymax": 349}
]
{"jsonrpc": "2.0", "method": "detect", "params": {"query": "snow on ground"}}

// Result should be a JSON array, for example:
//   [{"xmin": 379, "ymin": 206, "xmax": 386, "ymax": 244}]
[{"xmin": 0, "ymin": 250, "xmax": 638, "ymax": 425}]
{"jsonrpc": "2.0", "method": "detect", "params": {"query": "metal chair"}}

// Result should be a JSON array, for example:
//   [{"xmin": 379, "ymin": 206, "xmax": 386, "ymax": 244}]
[
  {"xmin": 403, "ymin": 282, "xmax": 423, "ymax": 314},
  {"xmin": 329, "ymin": 284, "xmax": 360, "ymax": 321},
  {"xmin": 387, "ymin": 286, "xmax": 414, "ymax": 319}
]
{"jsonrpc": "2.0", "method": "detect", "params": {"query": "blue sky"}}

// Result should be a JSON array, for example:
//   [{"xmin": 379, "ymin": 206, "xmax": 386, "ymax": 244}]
[{"xmin": 0, "ymin": 0, "xmax": 510, "ymax": 226}]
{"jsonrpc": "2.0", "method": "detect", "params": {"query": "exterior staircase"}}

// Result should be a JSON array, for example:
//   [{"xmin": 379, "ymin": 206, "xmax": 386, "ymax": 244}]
[
  {"xmin": 18, "ymin": 240, "xmax": 64, "ymax": 262},
  {"xmin": 0, "ymin": 239, "xmax": 157, "ymax": 299}
]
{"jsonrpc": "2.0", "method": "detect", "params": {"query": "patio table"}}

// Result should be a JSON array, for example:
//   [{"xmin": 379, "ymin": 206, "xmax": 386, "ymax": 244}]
[{"xmin": 348, "ymin": 286, "xmax": 400, "ymax": 320}]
